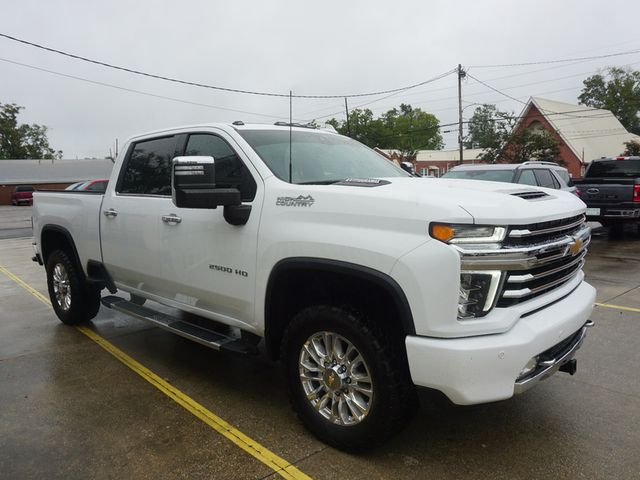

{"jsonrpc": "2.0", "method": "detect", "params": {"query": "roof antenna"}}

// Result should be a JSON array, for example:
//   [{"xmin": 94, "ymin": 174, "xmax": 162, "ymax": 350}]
[{"xmin": 289, "ymin": 90, "xmax": 293, "ymax": 183}]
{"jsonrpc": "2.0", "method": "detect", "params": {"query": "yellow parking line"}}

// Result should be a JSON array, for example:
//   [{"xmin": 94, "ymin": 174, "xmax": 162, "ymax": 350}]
[
  {"xmin": 595, "ymin": 302, "xmax": 640, "ymax": 314},
  {"xmin": 0, "ymin": 265, "xmax": 312, "ymax": 480}
]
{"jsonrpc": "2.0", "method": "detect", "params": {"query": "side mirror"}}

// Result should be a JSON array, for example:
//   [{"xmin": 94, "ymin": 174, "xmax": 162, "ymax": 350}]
[
  {"xmin": 400, "ymin": 161, "xmax": 417, "ymax": 176},
  {"xmin": 172, "ymin": 156, "xmax": 241, "ymax": 209}
]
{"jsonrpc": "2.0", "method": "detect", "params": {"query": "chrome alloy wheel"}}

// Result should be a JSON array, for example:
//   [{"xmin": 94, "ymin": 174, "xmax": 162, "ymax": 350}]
[
  {"xmin": 299, "ymin": 331, "xmax": 373, "ymax": 426},
  {"xmin": 52, "ymin": 263, "xmax": 71, "ymax": 311}
]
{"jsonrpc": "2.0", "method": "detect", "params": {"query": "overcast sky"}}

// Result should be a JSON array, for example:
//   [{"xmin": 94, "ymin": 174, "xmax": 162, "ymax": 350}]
[{"xmin": 1, "ymin": 0, "xmax": 639, "ymax": 158}]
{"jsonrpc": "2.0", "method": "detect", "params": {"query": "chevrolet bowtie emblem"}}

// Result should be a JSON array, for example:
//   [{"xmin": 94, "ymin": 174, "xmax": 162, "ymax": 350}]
[{"xmin": 569, "ymin": 238, "xmax": 582, "ymax": 256}]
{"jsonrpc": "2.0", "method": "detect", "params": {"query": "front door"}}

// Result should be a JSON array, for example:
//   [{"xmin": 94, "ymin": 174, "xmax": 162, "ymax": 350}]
[{"xmin": 158, "ymin": 130, "xmax": 263, "ymax": 330}]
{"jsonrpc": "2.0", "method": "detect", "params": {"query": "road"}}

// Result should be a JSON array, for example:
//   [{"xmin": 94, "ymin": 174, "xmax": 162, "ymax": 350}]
[{"xmin": 0, "ymin": 206, "xmax": 639, "ymax": 479}]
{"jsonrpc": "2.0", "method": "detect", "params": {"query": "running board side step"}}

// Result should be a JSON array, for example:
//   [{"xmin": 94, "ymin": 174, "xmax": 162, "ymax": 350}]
[{"xmin": 101, "ymin": 295, "xmax": 258, "ymax": 356}]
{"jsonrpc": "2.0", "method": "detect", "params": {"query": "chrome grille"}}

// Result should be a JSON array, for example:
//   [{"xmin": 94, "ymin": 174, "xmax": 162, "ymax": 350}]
[
  {"xmin": 455, "ymin": 214, "xmax": 590, "ymax": 309},
  {"xmin": 498, "ymin": 215, "xmax": 588, "ymax": 306}
]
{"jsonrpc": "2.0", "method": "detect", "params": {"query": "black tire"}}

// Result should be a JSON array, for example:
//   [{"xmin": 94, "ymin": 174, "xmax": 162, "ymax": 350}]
[
  {"xmin": 281, "ymin": 305, "xmax": 416, "ymax": 451},
  {"xmin": 45, "ymin": 249, "xmax": 101, "ymax": 325}
]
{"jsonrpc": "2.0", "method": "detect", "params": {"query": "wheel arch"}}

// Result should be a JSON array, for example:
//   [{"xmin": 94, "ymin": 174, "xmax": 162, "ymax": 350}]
[
  {"xmin": 264, "ymin": 257, "xmax": 416, "ymax": 360},
  {"xmin": 41, "ymin": 225, "xmax": 85, "ymax": 279}
]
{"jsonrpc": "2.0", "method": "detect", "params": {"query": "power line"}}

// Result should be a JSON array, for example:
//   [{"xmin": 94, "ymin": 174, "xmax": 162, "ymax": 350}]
[
  {"xmin": 469, "ymin": 47, "xmax": 640, "ymax": 68},
  {"xmin": 0, "ymin": 32, "xmax": 455, "ymax": 99},
  {"xmin": 302, "ymin": 69, "xmax": 456, "ymax": 121},
  {"xmin": 0, "ymin": 57, "xmax": 288, "ymax": 120}
]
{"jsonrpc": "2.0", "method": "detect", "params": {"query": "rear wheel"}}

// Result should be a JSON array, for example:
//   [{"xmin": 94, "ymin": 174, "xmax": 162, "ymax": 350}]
[
  {"xmin": 282, "ymin": 305, "xmax": 415, "ymax": 451},
  {"xmin": 46, "ymin": 249, "xmax": 101, "ymax": 325}
]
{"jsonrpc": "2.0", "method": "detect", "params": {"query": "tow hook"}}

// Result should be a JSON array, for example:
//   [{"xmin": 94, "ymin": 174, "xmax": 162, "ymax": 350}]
[{"xmin": 559, "ymin": 358, "xmax": 577, "ymax": 375}]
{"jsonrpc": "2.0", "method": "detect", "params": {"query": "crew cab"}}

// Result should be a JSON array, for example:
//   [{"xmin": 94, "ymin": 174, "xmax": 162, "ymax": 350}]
[
  {"xmin": 574, "ymin": 156, "xmax": 640, "ymax": 233},
  {"xmin": 31, "ymin": 123, "xmax": 595, "ymax": 450}
]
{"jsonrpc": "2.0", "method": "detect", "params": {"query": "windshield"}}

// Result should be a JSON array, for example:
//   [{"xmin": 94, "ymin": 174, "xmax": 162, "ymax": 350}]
[
  {"xmin": 238, "ymin": 129, "xmax": 408, "ymax": 184},
  {"xmin": 586, "ymin": 159, "xmax": 640, "ymax": 178},
  {"xmin": 443, "ymin": 169, "xmax": 514, "ymax": 183}
]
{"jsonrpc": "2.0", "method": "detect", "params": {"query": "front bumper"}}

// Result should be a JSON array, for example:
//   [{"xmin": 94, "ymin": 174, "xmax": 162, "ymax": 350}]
[{"xmin": 405, "ymin": 280, "xmax": 596, "ymax": 405}]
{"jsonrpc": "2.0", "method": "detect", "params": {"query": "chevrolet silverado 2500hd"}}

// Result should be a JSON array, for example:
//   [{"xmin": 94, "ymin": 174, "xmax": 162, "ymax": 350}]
[{"xmin": 32, "ymin": 123, "xmax": 595, "ymax": 450}]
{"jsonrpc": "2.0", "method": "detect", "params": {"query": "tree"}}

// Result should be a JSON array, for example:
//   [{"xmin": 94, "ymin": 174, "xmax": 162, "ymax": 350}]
[
  {"xmin": 327, "ymin": 103, "xmax": 443, "ymax": 158},
  {"xmin": 474, "ymin": 105, "xmax": 562, "ymax": 164},
  {"xmin": 578, "ymin": 67, "xmax": 640, "ymax": 135},
  {"xmin": 622, "ymin": 139, "xmax": 640, "ymax": 156},
  {"xmin": 0, "ymin": 102, "xmax": 62, "ymax": 159},
  {"xmin": 465, "ymin": 104, "xmax": 504, "ymax": 149}
]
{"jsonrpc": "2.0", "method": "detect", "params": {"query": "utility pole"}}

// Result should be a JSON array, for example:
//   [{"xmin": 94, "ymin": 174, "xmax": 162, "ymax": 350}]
[
  {"xmin": 344, "ymin": 97, "xmax": 351, "ymax": 137},
  {"xmin": 457, "ymin": 64, "xmax": 466, "ymax": 165}
]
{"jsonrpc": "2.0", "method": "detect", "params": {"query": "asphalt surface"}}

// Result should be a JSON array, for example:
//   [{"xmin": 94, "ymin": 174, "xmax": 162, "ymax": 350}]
[{"xmin": 1, "ymin": 206, "xmax": 639, "ymax": 479}]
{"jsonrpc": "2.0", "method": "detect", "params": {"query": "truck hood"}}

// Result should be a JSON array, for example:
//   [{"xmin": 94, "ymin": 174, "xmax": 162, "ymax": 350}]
[{"xmin": 347, "ymin": 177, "xmax": 586, "ymax": 225}]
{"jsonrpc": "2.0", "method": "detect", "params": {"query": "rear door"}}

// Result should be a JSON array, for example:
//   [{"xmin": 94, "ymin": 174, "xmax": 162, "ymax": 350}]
[{"xmin": 100, "ymin": 135, "xmax": 178, "ymax": 298}]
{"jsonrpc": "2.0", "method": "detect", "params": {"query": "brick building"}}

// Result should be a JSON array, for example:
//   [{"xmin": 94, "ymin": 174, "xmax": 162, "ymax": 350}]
[
  {"xmin": 375, "ymin": 148, "xmax": 484, "ymax": 177},
  {"xmin": 504, "ymin": 97, "xmax": 640, "ymax": 178}
]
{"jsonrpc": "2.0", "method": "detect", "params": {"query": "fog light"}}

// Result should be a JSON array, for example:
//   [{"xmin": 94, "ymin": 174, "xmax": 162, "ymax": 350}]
[
  {"xmin": 519, "ymin": 357, "xmax": 538, "ymax": 378},
  {"xmin": 457, "ymin": 271, "xmax": 502, "ymax": 319}
]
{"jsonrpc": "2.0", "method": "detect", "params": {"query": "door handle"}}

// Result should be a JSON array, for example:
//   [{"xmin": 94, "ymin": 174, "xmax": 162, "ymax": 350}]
[
  {"xmin": 103, "ymin": 209, "xmax": 118, "ymax": 218},
  {"xmin": 162, "ymin": 214, "xmax": 182, "ymax": 225}
]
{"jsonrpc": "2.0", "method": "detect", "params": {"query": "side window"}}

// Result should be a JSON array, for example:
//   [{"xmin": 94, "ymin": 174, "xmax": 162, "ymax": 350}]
[
  {"xmin": 185, "ymin": 134, "xmax": 257, "ymax": 201},
  {"xmin": 534, "ymin": 169, "xmax": 558, "ymax": 189},
  {"xmin": 119, "ymin": 136, "xmax": 176, "ymax": 195},
  {"xmin": 517, "ymin": 169, "xmax": 537, "ymax": 186},
  {"xmin": 86, "ymin": 181, "xmax": 107, "ymax": 192},
  {"xmin": 554, "ymin": 170, "xmax": 570, "ymax": 186}
]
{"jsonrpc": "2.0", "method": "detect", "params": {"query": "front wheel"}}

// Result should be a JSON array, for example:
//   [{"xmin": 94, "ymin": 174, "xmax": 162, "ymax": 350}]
[
  {"xmin": 46, "ymin": 249, "xmax": 101, "ymax": 325},
  {"xmin": 281, "ymin": 305, "xmax": 415, "ymax": 451}
]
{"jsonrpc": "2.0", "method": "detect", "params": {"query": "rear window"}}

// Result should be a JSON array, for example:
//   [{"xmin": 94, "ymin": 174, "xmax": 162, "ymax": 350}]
[
  {"xmin": 15, "ymin": 186, "xmax": 34, "ymax": 192},
  {"xmin": 586, "ymin": 159, "xmax": 640, "ymax": 178},
  {"xmin": 442, "ymin": 169, "xmax": 514, "ymax": 183}
]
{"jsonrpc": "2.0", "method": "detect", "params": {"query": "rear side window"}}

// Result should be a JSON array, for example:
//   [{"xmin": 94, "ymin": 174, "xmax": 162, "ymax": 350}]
[
  {"xmin": 119, "ymin": 136, "xmax": 176, "ymax": 195},
  {"xmin": 586, "ymin": 159, "xmax": 640, "ymax": 178},
  {"xmin": 86, "ymin": 181, "xmax": 108, "ymax": 192},
  {"xmin": 534, "ymin": 169, "xmax": 558, "ymax": 189},
  {"xmin": 517, "ymin": 169, "xmax": 537, "ymax": 186},
  {"xmin": 554, "ymin": 169, "xmax": 571, "ymax": 185},
  {"xmin": 185, "ymin": 134, "xmax": 256, "ymax": 201}
]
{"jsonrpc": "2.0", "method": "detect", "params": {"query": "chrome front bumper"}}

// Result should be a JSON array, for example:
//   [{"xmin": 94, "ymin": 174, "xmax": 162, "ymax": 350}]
[{"xmin": 514, "ymin": 319, "xmax": 594, "ymax": 394}]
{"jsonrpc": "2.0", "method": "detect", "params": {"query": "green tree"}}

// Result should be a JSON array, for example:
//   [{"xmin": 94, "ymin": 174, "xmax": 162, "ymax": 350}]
[
  {"xmin": 476, "ymin": 107, "xmax": 562, "ymax": 164},
  {"xmin": 622, "ymin": 139, "xmax": 640, "ymax": 156},
  {"xmin": 327, "ymin": 103, "xmax": 443, "ymax": 158},
  {"xmin": 578, "ymin": 67, "xmax": 640, "ymax": 134},
  {"xmin": 0, "ymin": 102, "xmax": 62, "ymax": 159},
  {"xmin": 465, "ymin": 104, "xmax": 504, "ymax": 149}
]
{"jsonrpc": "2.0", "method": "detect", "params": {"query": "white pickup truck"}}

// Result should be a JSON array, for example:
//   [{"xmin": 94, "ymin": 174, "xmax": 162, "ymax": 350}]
[{"xmin": 32, "ymin": 123, "xmax": 595, "ymax": 450}]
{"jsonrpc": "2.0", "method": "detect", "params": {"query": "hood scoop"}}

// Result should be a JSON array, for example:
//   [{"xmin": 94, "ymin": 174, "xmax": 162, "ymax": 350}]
[{"xmin": 510, "ymin": 190, "xmax": 549, "ymax": 200}]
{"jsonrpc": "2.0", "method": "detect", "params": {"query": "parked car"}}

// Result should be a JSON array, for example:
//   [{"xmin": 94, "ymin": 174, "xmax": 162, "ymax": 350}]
[
  {"xmin": 573, "ymin": 156, "xmax": 640, "ymax": 234},
  {"xmin": 65, "ymin": 179, "xmax": 109, "ymax": 193},
  {"xmin": 443, "ymin": 161, "xmax": 576, "ymax": 194},
  {"xmin": 32, "ymin": 123, "xmax": 594, "ymax": 450},
  {"xmin": 11, "ymin": 185, "xmax": 35, "ymax": 205},
  {"xmin": 65, "ymin": 181, "xmax": 86, "ymax": 191}
]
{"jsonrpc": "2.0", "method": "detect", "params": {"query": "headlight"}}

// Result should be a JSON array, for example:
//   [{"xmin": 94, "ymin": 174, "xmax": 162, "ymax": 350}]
[
  {"xmin": 458, "ymin": 271, "xmax": 502, "ymax": 319},
  {"xmin": 430, "ymin": 223, "xmax": 506, "ymax": 244}
]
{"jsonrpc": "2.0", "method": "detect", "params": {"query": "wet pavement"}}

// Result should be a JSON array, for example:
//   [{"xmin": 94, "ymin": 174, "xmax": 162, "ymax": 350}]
[{"xmin": 0, "ymin": 206, "xmax": 639, "ymax": 479}]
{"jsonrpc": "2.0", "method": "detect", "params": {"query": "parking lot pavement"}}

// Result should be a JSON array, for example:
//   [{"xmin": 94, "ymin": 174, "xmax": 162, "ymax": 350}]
[
  {"xmin": 1, "ymin": 233, "xmax": 639, "ymax": 479},
  {"xmin": 0, "ymin": 205, "xmax": 32, "ymax": 239}
]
